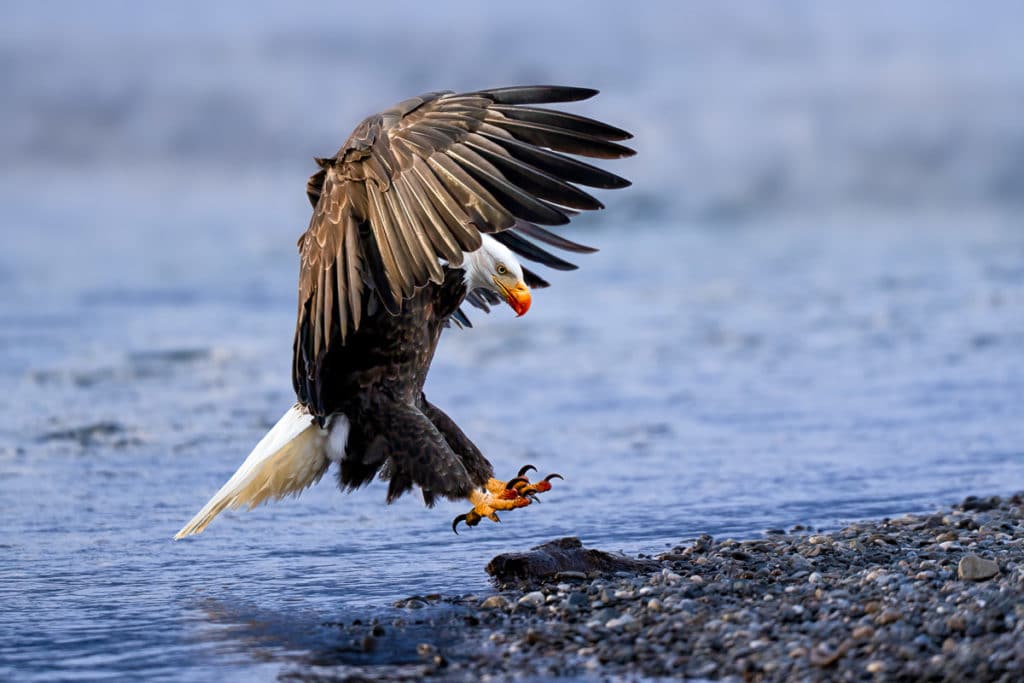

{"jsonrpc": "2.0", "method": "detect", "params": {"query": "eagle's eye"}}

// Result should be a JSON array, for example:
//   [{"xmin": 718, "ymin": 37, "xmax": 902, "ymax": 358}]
[{"xmin": 496, "ymin": 263, "xmax": 508, "ymax": 275}]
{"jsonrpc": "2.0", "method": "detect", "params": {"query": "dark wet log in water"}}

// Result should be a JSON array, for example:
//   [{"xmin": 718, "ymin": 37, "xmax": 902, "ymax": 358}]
[{"xmin": 486, "ymin": 537, "xmax": 660, "ymax": 584}]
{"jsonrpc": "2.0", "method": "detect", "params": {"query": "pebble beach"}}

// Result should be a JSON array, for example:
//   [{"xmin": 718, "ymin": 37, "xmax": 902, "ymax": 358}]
[{"xmin": 296, "ymin": 493, "xmax": 1024, "ymax": 681}]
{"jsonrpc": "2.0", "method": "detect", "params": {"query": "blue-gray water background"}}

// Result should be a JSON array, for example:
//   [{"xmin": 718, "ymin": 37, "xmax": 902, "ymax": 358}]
[{"xmin": 2, "ymin": 2, "xmax": 1023, "ymax": 680}]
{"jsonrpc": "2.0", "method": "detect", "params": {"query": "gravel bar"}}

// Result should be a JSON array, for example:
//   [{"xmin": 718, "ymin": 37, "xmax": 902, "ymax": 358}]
[{"xmin": 287, "ymin": 493, "xmax": 1024, "ymax": 682}]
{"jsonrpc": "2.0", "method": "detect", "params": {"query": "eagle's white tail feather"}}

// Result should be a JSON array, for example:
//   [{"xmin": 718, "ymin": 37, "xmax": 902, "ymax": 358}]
[{"xmin": 174, "ymin": 405, "xmax": 334, "ymax": 539}]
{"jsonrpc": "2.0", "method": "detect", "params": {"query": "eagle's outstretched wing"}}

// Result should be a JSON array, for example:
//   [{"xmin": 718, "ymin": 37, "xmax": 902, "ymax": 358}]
[{"xmin": 294, "ymin": 86, "xmax": 634, "ymax": 399}]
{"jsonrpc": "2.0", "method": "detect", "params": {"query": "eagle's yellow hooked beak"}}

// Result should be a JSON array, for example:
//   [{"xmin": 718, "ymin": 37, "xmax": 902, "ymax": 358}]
[{"xmin": 496, "ymin": 279, "xmax": 531, "ymax": 316}]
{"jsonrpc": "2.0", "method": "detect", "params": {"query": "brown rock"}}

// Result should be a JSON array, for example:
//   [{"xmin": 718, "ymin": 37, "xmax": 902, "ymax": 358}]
[
  {"xmin": 480, "ymin": 595, "xmax": 509, "ymax": 610},
  {"xmin": 810, "ymin": 639, "xmax": 853, "ymax": 667},
  {"xmin": 874, "ymin": 609, "xmax": 901, "ymax": 625},
  {"xmin": 957, "ymin": 554, "xmax": 999, "ymax": 581},
  {"xmin": 852, "ymin": 625, "xmax": 875, "ymax": 640},
  {"xmin": 946, "ymin": 614, "xmax": 967, "ymax": 632}
]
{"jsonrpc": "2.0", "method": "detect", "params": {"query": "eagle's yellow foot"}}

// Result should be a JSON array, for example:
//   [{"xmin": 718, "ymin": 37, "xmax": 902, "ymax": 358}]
[
  {"xmin": 452, "ymin": 487, "xmax": 531, "ymax": 534},
  {"xmin": 499, "ymin": 464, "xmax": 563, "ymax": 499},
  {"xmin": 452, "ymin": 465, "xmax": 564, "ymax": 533}
]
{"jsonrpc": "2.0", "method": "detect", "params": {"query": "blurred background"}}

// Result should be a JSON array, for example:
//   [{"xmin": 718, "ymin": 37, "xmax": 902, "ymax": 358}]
[{"xmin": 2, "ymin": 1, "xmax": 1023, "ymax": 679}]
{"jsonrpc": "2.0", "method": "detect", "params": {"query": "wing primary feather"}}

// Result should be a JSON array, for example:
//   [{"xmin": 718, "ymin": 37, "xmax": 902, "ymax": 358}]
[
  {"xmin": 477, "ymin": 85, "xmax": 599, "ymax": 104},
  {"xmin": 490, "ymin": 104, "xmax": 633, "ymax": 141},
  {"xmin": 382, "ymin": 184, "xmax": 434, "ymax": 286},
  {"xmin": 464, "ymin": 138, "xmax": 604, "ymax": 210},
  {"xmin": 464, "ymin": 289, "xmax": 498, "ymax": 312},
  {"xmin": 391, "ymin": 179, "xmax": 445, "ymax": 284},
  {"xmin": 411, "ymin": 161, "xmax": 482, "ymax": 253},
  {"xmin": 378, "ymin": 189, "xmax": 421, "ymax": 294},
  {"xmin": 312, "ymin": 264, "xmax": 325, "ymax": 357},
  {"xmin": 333, "ymin": 214, "xmax": 352, "ymax": 342},
  {"xmin": 448, "ymin": 144, "xmax": 571, "ymax": 226},
  {"xmin": 334, "ymin": 251, "xmax": 348, "ymax": 342},
  {"xmin": 522, "ymin": 266, "xmax": 551, "ymax": 289},
  {"xmin": 322, "ymin": 259, "xmax": 336, "ymax": 346},
  {"xmin": 512, "ymin": 219, "xmax": 598, "ymax": 254},
  {"xmin": 401, "ymin": 170, "xmax": 464, "ymax": 264},
  {"xmin": 343, "ymin": 213, "xmax": 363, "ymax": 333},
  {"xmin": 451, "ymin": 308, "xmax": 473, "ymax": 328},
  {"xmin": 490, "ymin": 230, "xmax": 579, "ymax": 271},
  {"xmin": 427, "ymin": 154, "xmax": 515, "ymax": 230},
  {"xmin": 549, "ymin": 201, "xmax": 580, "ymax": 217},
  {"xmin": 366, "ymin": 187, "xmax": 410, "ymax": 303},
  {"xmin": 485, "ymin": 116, "xmax": 636, "ymax": 159},
  {"xmin": 478, "ymin": 129, "xmax": 632, "ymax": 189},
  {"xmin": 359, "ymin": 217, "xmax": 400, "ymax": 314}
]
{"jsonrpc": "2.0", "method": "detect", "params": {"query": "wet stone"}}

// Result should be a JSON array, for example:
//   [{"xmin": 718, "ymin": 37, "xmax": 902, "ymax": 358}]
[
  {"xmin": 567, "ymin": 592, "xmax": 588, "ymax": 608},
  {"xmin": 480, "ymin": 595, "xmax": 509, "ymax": 610},
  {"xmin": 957, "ymin": 554, "xmax": 999, "ymax": 581},
  {"xmin": 518, "ymin": 591, "xmax": 545, "ymax": 607},
  {"xmin": 605, "ymin": 614, "xmax": 635, "ymax": 629}
]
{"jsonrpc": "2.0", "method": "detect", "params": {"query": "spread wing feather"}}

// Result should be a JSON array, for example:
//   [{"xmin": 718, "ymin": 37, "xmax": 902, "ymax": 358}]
[
  {"xmin": 294, "ymin": 86, "xmax": 633, "ymax": 401},
  {"xmin": 512, "ymin": 219, "xmax": 599, "ymax": 254}
]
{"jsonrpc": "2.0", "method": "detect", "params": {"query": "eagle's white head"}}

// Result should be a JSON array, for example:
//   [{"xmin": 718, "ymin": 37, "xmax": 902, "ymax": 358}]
[{"xmin": 462, "ymin": 234, "xmax": 532, "ymax": 316}]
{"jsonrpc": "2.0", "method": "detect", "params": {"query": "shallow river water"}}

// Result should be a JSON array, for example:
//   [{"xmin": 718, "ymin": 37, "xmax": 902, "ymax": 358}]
[{"xmin": 3, "ymin": 2, "xmax": 1024, "ymax": 680}]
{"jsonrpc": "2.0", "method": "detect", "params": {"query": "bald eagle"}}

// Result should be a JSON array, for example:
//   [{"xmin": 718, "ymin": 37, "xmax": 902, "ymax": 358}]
[{"xmin": 174, "ymin": 86, "xmax": 632, "ymax": 539}]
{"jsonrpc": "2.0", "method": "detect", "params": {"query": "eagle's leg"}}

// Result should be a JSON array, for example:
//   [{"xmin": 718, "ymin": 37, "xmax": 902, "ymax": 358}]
[
  {"xmin": 452, "ymin": 488, "xmax": 531, "ymax": 533},
  {"xmin": 420, "ymin": 395, "xmax": 494, "ymax": 486}
]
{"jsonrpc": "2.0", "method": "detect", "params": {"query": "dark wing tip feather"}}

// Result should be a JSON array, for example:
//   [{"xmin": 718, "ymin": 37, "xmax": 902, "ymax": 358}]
[
  {"xmin": 513, "ymin": 220, "xmax": 599, "ymax": 254},
  {"xmin": 477, "ymin": 85, "xmax": 599, "ymax": 105},
  {"xmin": 491, "ymin": 230, "xmax": 579, "ymax": 271},
  {"xmin": 615, "ymin": 144, "xmax": 637, "ymax": 158},
  {"xmin": 490, "ymin": 118, "xmax": 635, "ymax": 160},
  {"xmin": 451, "ymin": 308, "xmax": 473, "ymax": 328},
  {"xmin": 491, "ymin": 104, "xmax": 633, "ymax": 142},
  {"xmin": 478, "ymin": 131, "xmax": 634, "ymax": 189},
  {"xmin": 522, "ymin": 267, "xmax": 550, "ymax": 289}
]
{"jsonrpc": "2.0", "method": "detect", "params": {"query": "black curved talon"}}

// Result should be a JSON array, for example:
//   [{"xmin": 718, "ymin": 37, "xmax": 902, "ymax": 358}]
[
  {"xmin": 544, "ymin": 473, "xmax": 564, "ymax": 483},
  {"xmin": 517, "ymin": 464, "xmax": 538, "ymax": 478},
  {"xmin": 452, "ymin": 510, "xmax": 483, "ymax": 534},
  {"xmin": 505, "ymin": 476, "xmax": 529, "ymax": 490}
]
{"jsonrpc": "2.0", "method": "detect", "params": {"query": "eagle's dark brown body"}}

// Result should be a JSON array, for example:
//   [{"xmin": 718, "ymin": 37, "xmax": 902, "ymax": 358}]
[{"xmin": 294, "ymin": 264, "xmax": 492, "ymax": 505}]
